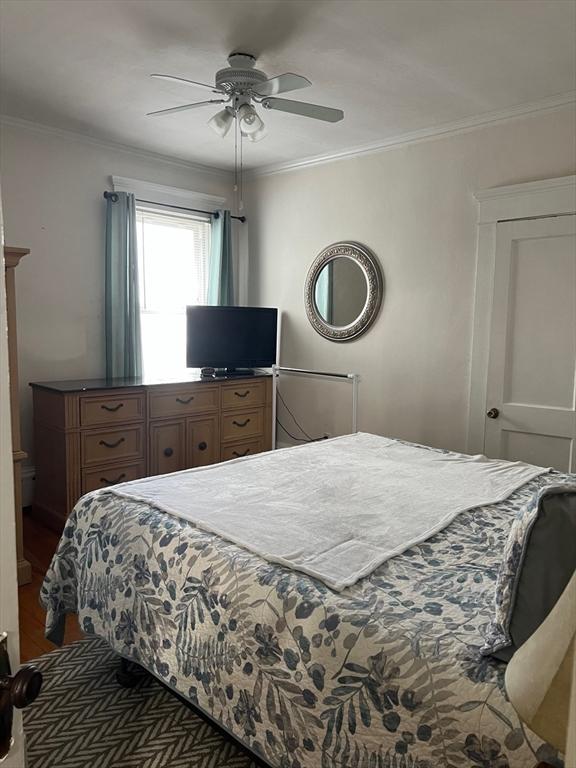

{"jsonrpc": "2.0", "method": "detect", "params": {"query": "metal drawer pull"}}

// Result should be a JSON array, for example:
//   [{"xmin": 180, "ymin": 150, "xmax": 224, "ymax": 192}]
[
  {"xmin": 232, "ymin": 418, "xmax": 251, "ymax": 428},
  {"xmin": 100, "ymin": 472, "xmax": 126, "ymax": 485},
  {"xmin": 163, "ymin": 447, "xmax": 173, "ymax": 457},
  {"xmin": 232, "ymin": 448, "xmax": 251, "ymax": 457},
  {"xmin": 101, "ymin": 402, "xmax": 124, "ymax": 412},
  {"xmin": 198, "ymin": 441, "xmax": 207, "ymax": 451},
  {"xmin": 234, "ymin": 390, "xmax": 250, "ymax": 398},
  {"xmin": 99, "ymin": 437, "xmax": 126, "ymax": 449},
  {"xmin": 176, "ymin": 395, "xmax": 195, "ymax": 404}
]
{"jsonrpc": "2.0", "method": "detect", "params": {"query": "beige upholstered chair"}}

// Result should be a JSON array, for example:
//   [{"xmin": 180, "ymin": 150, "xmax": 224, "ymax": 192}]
[{"xmin": 505, "ymin": 570, "xmax": 576, "ymax": 768}]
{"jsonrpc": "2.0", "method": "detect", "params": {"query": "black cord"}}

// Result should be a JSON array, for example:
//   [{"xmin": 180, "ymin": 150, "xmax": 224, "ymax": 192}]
[
  {"xmin": 276, "ymin": 389, "xmax": 315, "ymax": 441},
  {"xmin": 276, "ymin": 420, "xmax": 309, "ymax": 442}
]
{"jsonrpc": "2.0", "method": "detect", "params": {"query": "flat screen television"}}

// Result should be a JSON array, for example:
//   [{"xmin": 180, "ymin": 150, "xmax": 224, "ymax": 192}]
[{"xmin": 186, "ymin": 305, "xmax": 277, "ymax": 372}]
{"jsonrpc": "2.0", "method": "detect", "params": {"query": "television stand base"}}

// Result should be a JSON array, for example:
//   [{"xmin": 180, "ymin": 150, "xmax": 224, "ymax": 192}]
[{"xmin": 201, "ymin": 367, "xmax": 256, "ymax": 379}]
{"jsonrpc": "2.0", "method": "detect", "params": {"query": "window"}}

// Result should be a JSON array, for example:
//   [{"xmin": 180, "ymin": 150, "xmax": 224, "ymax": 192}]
[{"xmin": 136, "ymin": 206, "xmax": 211, "ymax": 378}]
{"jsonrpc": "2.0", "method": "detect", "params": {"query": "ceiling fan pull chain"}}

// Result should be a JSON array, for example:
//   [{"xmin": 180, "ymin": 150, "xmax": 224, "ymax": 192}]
[
  {"xmin": 239, "ymin": 130, "xmax": 244, "ymax": 212},
  {"xmin": 233, "ymin": 108, "xmax": 239, "ymax": 213}
]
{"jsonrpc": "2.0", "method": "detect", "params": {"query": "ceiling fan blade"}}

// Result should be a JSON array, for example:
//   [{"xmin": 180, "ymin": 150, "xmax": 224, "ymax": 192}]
[
  {"xmin": 262, "ymin": 97, "xmax": 343, "ymax": 123},
  {"xmin": 252, "ymin": 73, "xmax": 311, "ymax": 97},
  {"xmin": 151, "ymin": 74, "xmax": 222, "ymax": 93},
  {"xmin": 147, "ymin": 99, "xmax": 225, "ymax": 117}
]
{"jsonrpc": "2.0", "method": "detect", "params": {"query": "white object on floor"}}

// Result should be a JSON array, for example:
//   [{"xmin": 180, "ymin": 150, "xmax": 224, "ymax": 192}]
[{"xmin": 108, "ymin": 432, "xmax": 549, "ymax": 591}]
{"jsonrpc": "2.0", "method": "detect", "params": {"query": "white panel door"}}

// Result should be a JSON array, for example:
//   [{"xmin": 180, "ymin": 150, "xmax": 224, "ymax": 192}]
[{"xmin": 484, "ymin": 215, "xmax": 576, "ymax": 472}]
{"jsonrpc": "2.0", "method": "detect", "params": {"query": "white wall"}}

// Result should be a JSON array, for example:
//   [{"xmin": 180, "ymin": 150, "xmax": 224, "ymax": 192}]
[
  {"xmin": 2, "ymin": 107, "xmax": 575, "ymax": 467},
  {"xmin": 246, "ymin": 107, "xmax": 576, "ymax": 453},
  {"xmin": 0, "ymin": 121, "xmax": 232, "ymax": 465}
]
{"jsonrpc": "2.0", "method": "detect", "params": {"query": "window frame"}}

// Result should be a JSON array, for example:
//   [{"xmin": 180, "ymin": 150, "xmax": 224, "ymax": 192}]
[{"xmin": 134, "ymin": 202, "xmax": 213, "ymax": 378}]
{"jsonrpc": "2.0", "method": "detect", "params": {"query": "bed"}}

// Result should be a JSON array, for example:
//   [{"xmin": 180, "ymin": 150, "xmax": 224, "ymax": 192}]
[{"xmin": 41, "ymin": 435, "xmax": 569, "ymax": 768}]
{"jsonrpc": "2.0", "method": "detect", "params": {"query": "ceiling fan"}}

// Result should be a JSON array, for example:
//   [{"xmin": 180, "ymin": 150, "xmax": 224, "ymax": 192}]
[{"xmin": 147, "ymin": 52, "xmax": 344, "ymax": 142}]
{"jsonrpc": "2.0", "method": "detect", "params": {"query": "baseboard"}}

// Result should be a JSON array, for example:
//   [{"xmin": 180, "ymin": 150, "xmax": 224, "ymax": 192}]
[
  {"xmin": 28, "ymin": 501, "xmax": 65, "ymax": 535},
  {"xmin": 17, "ymin": 556, "xmax": 32, "ymax": 585},
  {"xmin": 21, "ymin": 465, "xmax": 35, "ymax": 508}
]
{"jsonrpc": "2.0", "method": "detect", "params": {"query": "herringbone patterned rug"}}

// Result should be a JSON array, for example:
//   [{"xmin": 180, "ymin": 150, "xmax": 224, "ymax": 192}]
[{"xmin": 24, "ymin": 637, "xmax": 259, "ymax": 768}]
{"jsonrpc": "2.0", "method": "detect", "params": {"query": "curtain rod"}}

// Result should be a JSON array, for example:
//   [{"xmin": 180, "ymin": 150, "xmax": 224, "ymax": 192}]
[{"xmin": 103, "ymin": 191, "xmax": 246, "ymax": 223}]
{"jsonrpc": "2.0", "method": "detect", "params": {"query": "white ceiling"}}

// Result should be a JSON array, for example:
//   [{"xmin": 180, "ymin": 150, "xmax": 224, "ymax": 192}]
[{"xmin": 1, "ymin": 0, "xmax": 574, "ymax": 172}]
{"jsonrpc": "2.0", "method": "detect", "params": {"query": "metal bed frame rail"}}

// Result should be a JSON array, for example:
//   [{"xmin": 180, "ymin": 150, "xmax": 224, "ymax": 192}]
[{"xmin": 271, "ymin": 365, "xmax": 359, "ymax": 449}]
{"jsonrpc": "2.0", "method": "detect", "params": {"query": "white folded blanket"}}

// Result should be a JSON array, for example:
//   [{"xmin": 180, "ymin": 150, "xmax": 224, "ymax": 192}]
[{"xmin": 107, "ymin": 433, "xmax": 549, "ymax": 591}]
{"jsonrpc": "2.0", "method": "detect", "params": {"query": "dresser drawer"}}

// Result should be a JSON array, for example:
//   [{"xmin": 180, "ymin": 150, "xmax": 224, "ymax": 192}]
[
  {"xmin": 149, "ymin": 386, "xmax": 218, "ymax": 419},
  {"xmin": 221, "ymin": 438, "xmax": 264, "ymax": 462},
  {"xmin": 221, "ymin": 380, "xmax": 265, "ymax": 411},
  {"xmin": 82, "ymin": 461, "xmax": 145, "ymax": 494},
  {"xmin": 80, "ymin": 393, "xmax": 144, "ymax": 427},
  {"xmin": 221, "ymin": 408, "xmax": 264, "ymax": 442},
  {"xmin": 82, "ymin": 424, "xmax": 144, "ymax": 467}
]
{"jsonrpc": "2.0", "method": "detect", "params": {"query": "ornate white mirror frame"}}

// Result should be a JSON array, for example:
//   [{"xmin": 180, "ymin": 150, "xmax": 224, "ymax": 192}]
[{"xmin": 304, "ymin": 241, "xmax": 383, "ymax": 341}]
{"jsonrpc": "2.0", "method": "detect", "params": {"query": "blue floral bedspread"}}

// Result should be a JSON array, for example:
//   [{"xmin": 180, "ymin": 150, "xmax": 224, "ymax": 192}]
[{"xmin": 41, "ymin": 469, "xmax": 569, "ymax": 768}]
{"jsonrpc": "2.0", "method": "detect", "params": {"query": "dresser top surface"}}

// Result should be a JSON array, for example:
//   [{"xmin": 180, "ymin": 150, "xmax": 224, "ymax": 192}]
[{"xmin": 30, "ymin": 371, "xmax": 272, "ymax": 393}]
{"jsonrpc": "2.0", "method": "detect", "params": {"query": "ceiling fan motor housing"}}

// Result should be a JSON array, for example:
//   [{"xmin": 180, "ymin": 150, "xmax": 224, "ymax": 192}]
[{"xmin": 215, "ymin": 52, "xmax": 267, "ymax": 94}]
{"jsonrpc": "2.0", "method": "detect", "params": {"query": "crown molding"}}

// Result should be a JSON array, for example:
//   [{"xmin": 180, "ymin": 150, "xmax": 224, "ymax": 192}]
[
  {"xmin": 0, "ymin": 114, "xmax": 233, "ymax": 179},
  {"xmin": 249, "ymin": 91, "xmax": 576, "ymax": 178},
  {"xmin": 2, "ymin": 89, "xmax": 574, "ymax": 182}
]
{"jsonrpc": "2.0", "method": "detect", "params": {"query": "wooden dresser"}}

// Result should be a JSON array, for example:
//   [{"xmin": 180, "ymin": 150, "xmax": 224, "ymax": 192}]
[{"xmin": 30, "ymin": 374, "xmax": 273, "ymax": 531}]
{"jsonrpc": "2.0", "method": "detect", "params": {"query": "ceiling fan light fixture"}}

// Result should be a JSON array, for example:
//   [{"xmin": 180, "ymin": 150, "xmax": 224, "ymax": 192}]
[
  {"xmin": 237, "ymin": 102, "xmax": 255, "ymax": 125},
  {"xmin": 237, "ymin": 103, "xmax": 265, "ymax": 136},
  {"xmin": 242, "ymin": 123, "xmax": 267, "ymax": 142},
  {"xmin": 207, "ymin": 106, "xmax": 234, "ymax": 137}
]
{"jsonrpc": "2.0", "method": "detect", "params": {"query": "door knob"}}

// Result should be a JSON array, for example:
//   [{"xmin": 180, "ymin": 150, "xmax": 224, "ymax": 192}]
[
  {"xmin": 486, "ymin": 407, "xmax": 500, "ymax": 419},
  {"xmin": 0, "ymin": 665, "xmax": 43, "ymax": 709}
]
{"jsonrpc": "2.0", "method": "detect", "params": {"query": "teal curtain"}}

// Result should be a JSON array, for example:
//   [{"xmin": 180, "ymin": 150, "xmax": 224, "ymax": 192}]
[
  {"xmin": 105, "ymin": 191, "xmax": 142, "ymax": 379},
  {"xmin": 207, "ymin": 210, "xmax": 234, "ymax": 305}
]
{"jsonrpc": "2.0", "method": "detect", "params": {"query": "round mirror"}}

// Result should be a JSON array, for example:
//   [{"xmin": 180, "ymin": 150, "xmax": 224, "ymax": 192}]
[
  {"xmin": 314, "ymin": 257, "xmax": 368, "ymax": 326},
  {"xmin": 305, "ymin": 242, "xmax": 383, "ymax": 341}
]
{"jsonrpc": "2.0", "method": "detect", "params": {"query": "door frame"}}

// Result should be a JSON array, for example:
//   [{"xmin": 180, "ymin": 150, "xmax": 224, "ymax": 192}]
[
  {"xmin": 0, "ymin": 187, "xmax": 26, "ymax": 764},
  {"xmin": 467, "ymin": 174, "xmax": 576, "ymax": 455}
]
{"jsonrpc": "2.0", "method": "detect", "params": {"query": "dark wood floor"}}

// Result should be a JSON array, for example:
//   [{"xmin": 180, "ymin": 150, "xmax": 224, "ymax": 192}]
[{"xmin": 19, "ymin": 512, "xmax": 83, "ymax": 662}]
